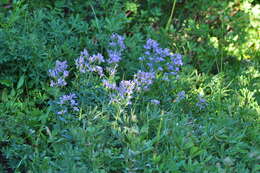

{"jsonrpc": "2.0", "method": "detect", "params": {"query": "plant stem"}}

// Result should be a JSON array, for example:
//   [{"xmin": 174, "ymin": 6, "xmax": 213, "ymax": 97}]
[{"xmin": 166, "ymin": 0, "xmax": 177, "ymax": 31}]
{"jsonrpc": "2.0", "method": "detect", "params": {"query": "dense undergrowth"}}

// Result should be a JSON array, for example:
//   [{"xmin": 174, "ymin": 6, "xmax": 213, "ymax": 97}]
[{"xmin": 0, "ymin": 0, "xmax": 259, "ymax": 172}]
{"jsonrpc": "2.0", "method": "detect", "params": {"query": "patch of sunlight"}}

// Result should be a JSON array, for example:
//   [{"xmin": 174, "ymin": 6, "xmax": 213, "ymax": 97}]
[{"xmin": 225, "ymin": 1, "xmax": 260, "ymax": 60}]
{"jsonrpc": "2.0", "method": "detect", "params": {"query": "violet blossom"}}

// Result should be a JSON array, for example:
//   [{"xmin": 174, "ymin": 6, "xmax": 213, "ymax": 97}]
[{"xmin": 49, "ymin": 60, "xmax": 69, "ymax": 87}]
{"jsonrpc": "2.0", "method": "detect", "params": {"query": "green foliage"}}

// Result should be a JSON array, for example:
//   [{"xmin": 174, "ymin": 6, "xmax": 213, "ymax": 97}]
[{"xmin": 0, "ymin": 0, "xmax": 259, "ymax": 172}]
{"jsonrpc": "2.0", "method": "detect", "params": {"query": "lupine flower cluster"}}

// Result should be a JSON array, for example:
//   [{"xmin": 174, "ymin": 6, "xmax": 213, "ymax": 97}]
[
  {"xmin": 118, "ymin": 80, "xmax": 136, "ymax": 97},
  {"xmin": 49, "ymin": 34, "xmax": 184, "ymax": 113},
  {"xmin": 139, "ymin": 39, "xmax": 183, "ymax": 80},
  {"xmin": 102, "ymin": 79, "xmax": 136, "ymax": 105},
  {"xmin": 49, "ymin": 60, "xmax": 69, "ymax": 87},
  {"xmin": 103, "ymin": 72, "xmax": 156, "ymax": 105},
  {"xmin": 79, "ymin": 36, "xmax": 183, "ymax": 105},
  {"xmin": 57, "ymin": 93, "xmax": 79, "ymax": 115},
  {"xmin": 133, "ymin": 71, "xmax": 155, "ymax": 91},
  {"xmin": 75, "ymin": 49, "xmax": 105, "ymax": 77},
  {"xmin": 107, "ymin": 33, "xmax": 126, "ymax": 64}
]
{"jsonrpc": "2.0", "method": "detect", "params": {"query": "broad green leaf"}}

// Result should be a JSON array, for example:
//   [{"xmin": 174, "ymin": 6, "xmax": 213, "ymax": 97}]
[{"xmin": 17, "ymin": 75, "xmax": 25, "ymax": 89}]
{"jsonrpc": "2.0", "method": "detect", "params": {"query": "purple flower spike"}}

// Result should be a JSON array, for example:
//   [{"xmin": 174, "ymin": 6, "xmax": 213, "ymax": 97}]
[
  {"xmin": 107, "ymin": 34, "xmax": 126, "ymax": 64},
  {"xmin": 117, "ymin": 80, "xmax": 136, "ymax": 97},
  {"xmin": 144, "ymin": 39, "xmax": 159, "ymax": 50},
  {"xmin": 57, "ymin": 93, "xmax": 79, "ymax": 115},
  {"xmin": 75, "ymin": 49, "xmax": 105, "ymax": 77},
  {"xmin": 110, "ymin": 33, "xmax": 126, "ymax": 50},
  {"xmin": 107, "ymin": 50, "xmax": 122, "ymax": 64},
  {"xmin": 134, "ymin": 71, "xmax": 155, "ymax": 91},
  {"xmin": 49, "ymin": 60, "xmax": 69, "ymax": 87}
]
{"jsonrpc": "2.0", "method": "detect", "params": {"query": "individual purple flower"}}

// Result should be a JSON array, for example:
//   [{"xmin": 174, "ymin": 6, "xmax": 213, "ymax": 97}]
[
  {"xmin": 140, "ymin": 39, "xmax": 167, "ymax": 71},
  {"xmin": 176, "ymin": 91, "xmax": 186, "ymax": 102},
  {"xmin": 158, "ymin": 66, "xmax": 163, "ymax": 71},
  {"xmin": 103, "ymin": 78, "xmax": 136, "ymax": 105},
  {"xmin": 150, "ymin": 99, "xmax": 160, "ymax": 105},
  {"xmin": 49, "ymin": 60, "xmax": 69, "ymax": 87},
  {"xmin": 57, "ymin": 109, "xmax": 67, "ymax": 115},
  {"xmin": 81, "ymin": 49, "xmax": 89, "ymax": 57},
  {"xmin": 139, "ymin": 56, "xmax": 145, "ymax": 61},
  {"xmin": 49, "ymin": 61, "xmax": 68, "ymax": 77},
  {"xmin": 196, "ymin": 94, "xmax": 207, "ymax": 110},
  {"xmin": 57, "ymin": 78, "xmax": 67, "ymax": 86},
  {"xmin": 73, "ymin": 107, "xmax": 80, "ymax": 112}
]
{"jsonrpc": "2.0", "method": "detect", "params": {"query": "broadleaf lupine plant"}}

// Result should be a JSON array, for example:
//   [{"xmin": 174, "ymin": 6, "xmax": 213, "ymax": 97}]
[{"xmin": 49, "ymin": 34, "xmax": 184, "ymax": 116}]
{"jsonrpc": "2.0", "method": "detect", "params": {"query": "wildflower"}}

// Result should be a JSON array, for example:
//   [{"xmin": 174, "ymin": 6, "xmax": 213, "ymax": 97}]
[
  {"xmin": 176, "ymin": 91, "xmax": 186, "ymax": 102},
  {"xmin": 73, "ymin": 107, "xmax": 80, "ymax": 112},
  {"xmin": 57, "ymin": 77, "xmax": 67, "ymax": 86},
  {"xmin": 75, "ymin": 50, "xmax": 89, "ymax": 73},
  {"xmin": 139, "ymin": 39, "xmax": 183, "ymax": 80},
  {"xmin": 57, "ymin": 93, "xmax": 79, "ymax": 115},
  {"xmin": 104, "ymin": 79, "xmax": 136, "ymax": 105},
  {"xmin": 109, "ymin": 33, "xmax": 126, "ymax": 50},
  {"xmin": 117, "ymin": 80, "xmax": 136, "ymax": 97},
  {"xmin": 58, "ymin": 93, "xmax": 78, "ymax": 105},
  {"xmin": 134, "ymin": 71, "xmax": 155, "ymax": 91},
  {"xmin": 144, "ymin": 39, "xmax": 159, "ymax": 50},
  {"xmin": 81, "ymin": 48, "xmax": 89, "ymax": 57},
  {"xmin": 151, "ymin": 99, "xmax": 160, "ymax": 105},
  {"xmin": 107, "ymin": 50, "xmax": 122, "ymax": 64},
  {"xmin": 107, "ymin": 34, "xmax": 126, "ymax": 64},
  {"xmin": 102, "ymin": 79, "xmax": 117, "ymax": 90},
  {"xmin": 196, "ymin": 94, "xmax": 207, "ymax": 110},
  {"xmin": 106, "ymin": 65, "xmax": 117, "ymax": 76},
  {"xmin": 171, "ymin": 53, "xmax": 183, "ymax": 66},
  {"xmin": 57, "ymin": 109, "xmax": 67, "ymax": 115},
  {"xmin": 89, "ymin": 53, "xmax": 105, "ymax": 63},
  {"xmin": 75, "ymin": 49, "xmax": 104, "ymax": 77},
  {"xmin": 93, "ymin": 66, "xmax": 104, "ymax": 77},
  {"xmin": 49, "ymin": 60, "xmax": 69, "ymax": 87}
]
